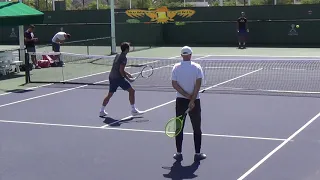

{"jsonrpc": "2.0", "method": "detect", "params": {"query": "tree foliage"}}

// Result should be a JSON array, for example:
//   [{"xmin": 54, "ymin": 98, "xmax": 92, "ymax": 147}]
[{"xmin": 300, "ymin": 0, "xmax": 320, "ymax": 4}]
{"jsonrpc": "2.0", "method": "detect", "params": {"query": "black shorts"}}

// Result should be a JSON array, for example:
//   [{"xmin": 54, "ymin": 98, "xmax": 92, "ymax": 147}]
[
  {"xmin": 26, "ymin": 46, "xmax": 36, "ymax": 53},
  {"xmin": 52, "ymin": 42, "xmax": 60, "ymax": 52},
  {"xmin": 238, "ymin": 29, "xmax": 247, "ymax": 36},
  {"xmin": 109, "ymin": 77, "xmax": 132, "ymax": 93}
]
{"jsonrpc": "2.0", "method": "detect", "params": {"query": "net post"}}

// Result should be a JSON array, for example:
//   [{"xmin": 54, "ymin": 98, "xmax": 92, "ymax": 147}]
[
  {"xmin": 24, "ymin": 52, "xmax": 30, "ymax": 84},
  {"xmin": 110, "ymin": 0, "xmax": 116, "ymax": 54}
]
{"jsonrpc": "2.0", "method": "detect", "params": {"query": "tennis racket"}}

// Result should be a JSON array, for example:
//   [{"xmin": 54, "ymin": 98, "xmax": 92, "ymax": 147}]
[
  {"xmin": 129, "ymin": 64, "xmax": 154, "ymax": 80},
  {"xmin": 165, "ymin": 108, "xmax": 190, "ymax": 138}
]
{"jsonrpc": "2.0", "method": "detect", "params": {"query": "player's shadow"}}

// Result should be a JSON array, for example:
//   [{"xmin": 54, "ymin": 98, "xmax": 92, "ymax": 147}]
[
  {"xmin": 162, "ymin": 160, "xmax": 201, "ymax": 180},
  {"xmin": 103, "ymin": 116, "xmax": 149, "ymax": 127}
]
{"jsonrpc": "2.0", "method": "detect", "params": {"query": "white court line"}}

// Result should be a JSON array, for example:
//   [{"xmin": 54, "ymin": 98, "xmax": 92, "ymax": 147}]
[
  {"xmin": 214, "ymin": 87, "xmax": 320, "ymax": 95},
  {"xmin": 0, "ymin": 55, "xmax": 180, "ymax": 107},
  {"xmin": 192, "ymin": 54, "xmax": 320, "ymax": 58},
  {"xmin": 0, "ymin": 83, "xmax": 54, "ymax": 96},
  {"xmin": 102, "ymin": 99, "xmax": 176, "ymax": 127},
  {"xmin": 205, "ymin": 67, "xmax": 250, "ymax": 69},
  {"xmin": 0, "ymin": 85, "xmax": 87, "ymax": 108},
  {"xmin": 237, "ymin": 111, "xmax": 320, "ymax": 180},
  {"xmin": 101, "ymin": 68, "xmax": 263, "ymax": 128},
  {"xmin": 195, "ymin": 58, "xmax": 320, "ymax": 61},
  {"xmin": 205, "ymin": 67, "xmax": 309, "ymax": 71},
  {"xmin": 0, "ymin": 119, "xmax": 287, "ymax": 141}
]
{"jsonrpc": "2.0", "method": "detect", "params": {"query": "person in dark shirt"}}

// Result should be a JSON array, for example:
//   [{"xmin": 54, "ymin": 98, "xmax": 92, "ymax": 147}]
[
  {"xmin": 24, "ymin": 25, "xmax": 40, "ymax": 69},
  {"xmin": 99, "ymin": 42, "xmax": 144, "ymax": 118},
  {"xmin": 237, "ymin": 12, "xmax": 249, "ymax": 49}
]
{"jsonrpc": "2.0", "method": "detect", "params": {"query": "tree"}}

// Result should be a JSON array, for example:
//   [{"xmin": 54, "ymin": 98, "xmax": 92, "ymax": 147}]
[
  {"xmin": 250, "ymin": 0, "xmax": 292, "ymax": 5},
  {"xmin": 300, "ymin": 0, "xmax": 320, "ymax": 4},
  {"xmin": 87, "ymin": 0, "xmax": 109, "ymax": 9}
]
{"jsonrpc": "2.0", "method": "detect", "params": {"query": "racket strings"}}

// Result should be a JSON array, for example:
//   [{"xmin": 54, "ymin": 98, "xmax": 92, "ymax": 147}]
[
  {"xmin": 165, "ymin": 116, "xmax": 184, "ymax": 137},
  {"xmin": 141, "ymin": 65, "xmax": 153, "ymax": 77}
]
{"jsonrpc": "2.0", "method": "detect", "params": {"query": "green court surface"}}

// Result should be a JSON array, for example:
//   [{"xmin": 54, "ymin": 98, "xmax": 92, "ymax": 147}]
[{"xmin": 1, "ymin": 46, "xmax": 320, "ymax": 95}]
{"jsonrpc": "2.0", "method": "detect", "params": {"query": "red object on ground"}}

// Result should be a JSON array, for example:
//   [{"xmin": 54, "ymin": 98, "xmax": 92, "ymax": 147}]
[{"xmin": 37, "ymin": 60, "xmax": 50, "ymax": 68}]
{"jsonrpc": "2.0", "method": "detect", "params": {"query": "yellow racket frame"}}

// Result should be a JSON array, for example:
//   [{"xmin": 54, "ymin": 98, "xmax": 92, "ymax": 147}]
[{"xmin": 165, "ymin": 108, "xmax": 190, "ymax": 138}]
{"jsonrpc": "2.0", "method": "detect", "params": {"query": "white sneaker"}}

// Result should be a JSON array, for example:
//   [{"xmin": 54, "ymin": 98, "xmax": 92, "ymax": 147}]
[
  {"xmin": 131, "ymin": 109, "xmax": 144, "ymax": 116},
  {"xmin": 99, "ymin": 110, "xmax": 108, "ymax": 118}
]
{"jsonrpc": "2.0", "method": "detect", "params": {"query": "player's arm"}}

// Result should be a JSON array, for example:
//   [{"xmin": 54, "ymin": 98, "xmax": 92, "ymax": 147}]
[
  {"xmin": 125, "ymin": 71, "xmax": 133, "ymax": 78},
  {"xmin": 172, "ymin": 81, "xmax": 191, "ymax": 99},
  {"xmin": 24, "ymin": 33, "xmax": 33, "ymax": 42},
  {"xmin": 190, "ymin": 78, "xmax": 202, "ymax": 101},
  {"xmin": 236, "ymin": 18, "xmax": 239, "ymax": 32},
  {"xmin": 57, "ymin": 39, "xmax": 64, "ymax": 44},
  {"xmin": 120, "ymin": 64, "xmax": 132, "ymax": 80},
  {"xmin": 171, "ymin": 67, "xmax": 191, "ymax": 99},
  {"xmin": 190, "ymin": 66, "xmax": 204, "ymax": 102},
  {"xmin": 246, "ymin": 19, "xmax": 249, "ymax": 32}
]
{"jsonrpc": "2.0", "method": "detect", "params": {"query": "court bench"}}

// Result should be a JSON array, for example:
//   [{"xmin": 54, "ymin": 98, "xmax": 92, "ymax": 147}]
[{"xmin": 0, "ymin": 51, "xmax": 23, "ymax": 76}]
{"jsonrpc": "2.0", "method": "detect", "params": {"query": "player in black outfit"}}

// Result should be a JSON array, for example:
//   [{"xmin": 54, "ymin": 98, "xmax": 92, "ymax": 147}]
[
  {"xmin": 24, "ymin": 25, "xmax": 40, "ymax": 69},
  {"xmin": 237, "ymin": 12, "xmax": 249, "ymax": 49}
]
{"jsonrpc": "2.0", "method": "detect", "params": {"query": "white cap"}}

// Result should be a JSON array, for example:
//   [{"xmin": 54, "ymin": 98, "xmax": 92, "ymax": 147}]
[{"xmin": 181, "ymin": 46, "xmax": 192, "ymax": 55}]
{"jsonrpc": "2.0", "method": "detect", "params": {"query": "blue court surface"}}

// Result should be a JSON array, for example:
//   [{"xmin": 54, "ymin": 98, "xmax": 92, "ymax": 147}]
[{"xmin": 1, "ymin": 55, "xmax": 320, "ymax": 180}]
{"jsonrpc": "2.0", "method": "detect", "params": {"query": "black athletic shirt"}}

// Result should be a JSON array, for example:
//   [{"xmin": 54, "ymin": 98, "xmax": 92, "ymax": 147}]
[
  {"xmin": 24, "ymin": 30, "xmax": 35, "ymax": 48},
  {"xmin": 109, "ymin": 52, "xmax": 127, "ymax": 79},
  {"xmin": 237, "ymin": 17, "xmax": 247, "ymax": 30}
]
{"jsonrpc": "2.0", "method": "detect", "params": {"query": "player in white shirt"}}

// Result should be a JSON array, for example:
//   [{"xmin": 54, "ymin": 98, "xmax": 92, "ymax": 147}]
[
  {"xmin": 51, "ymin": 32, "xmax": 71, "ymax": 66},
  {"xmin": 52, "ymin": 32, "xmax": 71, "ymax": 52},
  {"xmin": 171, "ymin": 46, "xmax": 206, "ymax": 161}
]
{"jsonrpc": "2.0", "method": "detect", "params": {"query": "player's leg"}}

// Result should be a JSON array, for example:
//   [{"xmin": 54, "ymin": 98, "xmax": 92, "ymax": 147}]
[
  {"xmin": 52, "ymin": 42, "xmax": 64, "ymax": 67},
  {"xmin": 238, "ymin": 30, "xmax": 244, "ymax": 48},
  {"xmin": 189, "ymin": 99, "xmax": 206, "ymax": 161},
  {"xmin": 99, "ymin": 79, "xmax": 117, "ymax": 117},
  {"xmin": 237, "ymin": 31, "xmax": 242, "ymax": 48},
  {"xmin": 27, "ymin": 47, "xmax": 40, "ymax": 69},
  {"xmin": 241, "ymin": 30, "xmax": 247, "ymax": 48},
  {"xmin": 119, "ymin": 78, "xmax": 144, "ymax": 116},
  {"xmin": 174, "ymin": 97, "xmax": 189, "ymax": 161}
]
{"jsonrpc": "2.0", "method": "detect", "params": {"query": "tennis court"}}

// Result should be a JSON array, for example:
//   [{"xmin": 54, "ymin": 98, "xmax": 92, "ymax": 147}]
[{"xmin": 1, "ymin": 49, "xmax": 320, "ymax": 180}]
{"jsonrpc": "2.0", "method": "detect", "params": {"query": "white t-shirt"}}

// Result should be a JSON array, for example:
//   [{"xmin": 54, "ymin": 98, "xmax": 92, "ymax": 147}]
[
  {"xmin": 52, "ymin": 32, "xmax": 66, "ymax": 43},
  {"xmin": 171, "ymin": 61, "xmax": 204, "ymax": 99}
]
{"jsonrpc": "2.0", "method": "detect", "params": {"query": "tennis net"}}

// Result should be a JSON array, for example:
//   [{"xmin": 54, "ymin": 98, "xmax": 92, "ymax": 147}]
[
  {"xmin": 34, "ymin": 36, "xmax": 151, "ymax": 55},
  {"xmin": 25, "ymin": 52, "xmax": 320, "ymax": 97}
]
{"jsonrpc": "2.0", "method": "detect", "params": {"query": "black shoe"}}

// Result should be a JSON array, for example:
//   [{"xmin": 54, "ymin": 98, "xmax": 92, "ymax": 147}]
[
  {"xmin": 242, "ymin": 44, "xmax": 246, "ymax": 49},
  {"xmin": 173, "ymin": 153, "xmax": 183, "ymax": 161},
  {"xmin": 194, "ymin": 153, "xmax": 206, "ymax": 161}
]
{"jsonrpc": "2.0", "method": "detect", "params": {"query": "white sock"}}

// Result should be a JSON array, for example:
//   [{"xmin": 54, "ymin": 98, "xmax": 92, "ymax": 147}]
[
  {"xmin": 100, "ymin": 106, "xmax": 105, "ymax": 112},
  {"xmin": 131, "ymin": 104, "xmax": 136, "ymax": 110}
]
